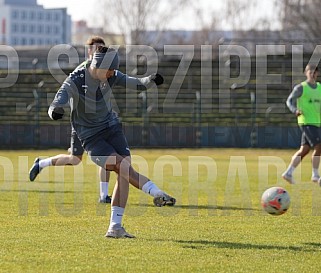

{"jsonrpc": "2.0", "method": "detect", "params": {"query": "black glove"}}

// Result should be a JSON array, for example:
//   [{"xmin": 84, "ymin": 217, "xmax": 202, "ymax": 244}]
[
  {"xmin": 150, "ymin": 73, "xmax": 164, "ymax": 86},
  {"xmin": 52, "ymin": 107, "xmax": 64, "ymax": 120}
]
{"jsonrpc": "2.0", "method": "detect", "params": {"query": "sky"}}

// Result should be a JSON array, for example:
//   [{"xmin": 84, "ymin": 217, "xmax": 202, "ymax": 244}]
[
  {"xmin": 37, "ymin": 0, "xmax": 95, "ymax": 22},
  {"xmin": 37, "ymin": 0, "xmax": 278, "ymax": 31}
]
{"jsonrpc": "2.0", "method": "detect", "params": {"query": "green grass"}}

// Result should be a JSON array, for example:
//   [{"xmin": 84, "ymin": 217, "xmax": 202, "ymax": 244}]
[{"xmin": 1, "ymin": 148, "xmax": 321, "ymax": 272}]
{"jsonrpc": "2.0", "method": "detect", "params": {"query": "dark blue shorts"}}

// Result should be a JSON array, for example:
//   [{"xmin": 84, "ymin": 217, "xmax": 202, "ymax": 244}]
[
  {"xmin": 70, "ymin": 131, "xmax": 84, "ymax": 156},
  {"xmin": 82, "ymin": 123, "xmax": 131, "ymax": 168},
  {"xmin": 300, "ymin": 125, "xmax": 321, "ymax": 147}
]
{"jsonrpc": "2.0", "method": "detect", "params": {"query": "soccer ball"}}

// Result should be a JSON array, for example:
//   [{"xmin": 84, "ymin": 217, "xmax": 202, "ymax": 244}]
[{"xmin": 261, "ymin": 187, "xmax": 290, "ymax": 215}]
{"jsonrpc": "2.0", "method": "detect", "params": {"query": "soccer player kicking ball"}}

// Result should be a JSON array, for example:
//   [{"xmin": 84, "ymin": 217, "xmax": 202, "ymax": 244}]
[
  {"xmin": 48, "ymin": 45, "xmax": 176, "ymax": 238},
  {"xmin": 29, "ymin": 36, "xmax": 112, "ymax": 204}
]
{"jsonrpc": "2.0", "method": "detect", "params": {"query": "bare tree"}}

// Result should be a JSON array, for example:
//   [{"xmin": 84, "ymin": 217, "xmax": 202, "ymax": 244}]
[
  {"xmin": 222, "ymin": 0, "xmax": 259, "ymax": 30},
  {"xmin": 218, "ymin": 0, "xmax": 282, "ymax": 31},
  {"xmin": 189, "ymin": 3, "xmax": 221, "ymax": 45},
  {"xmin": 93, "ymin": 0, "xmax": 192, "ymax": 45},
  {"xmin": 278, "ymin": 0, "xmax": 321, "ymax": 40}
]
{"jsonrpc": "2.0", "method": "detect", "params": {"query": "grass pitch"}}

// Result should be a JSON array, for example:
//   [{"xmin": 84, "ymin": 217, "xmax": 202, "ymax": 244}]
[{"xmin": 1, "ymin": 148, "xmax": 321, "ymax": 273}]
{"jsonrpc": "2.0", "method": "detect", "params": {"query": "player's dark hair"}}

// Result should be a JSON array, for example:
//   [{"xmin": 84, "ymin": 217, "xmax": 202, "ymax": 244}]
[
  {"xmin": 305, "ymin": 64, "xmax": 319, "ymax": 73},
  {"xmin": 96, "ymin": 45, "xmax": 113, "ymax": 53},
  {"xmin": 86, "ymin": 36, "xmax": 105, "ymax": 46}
]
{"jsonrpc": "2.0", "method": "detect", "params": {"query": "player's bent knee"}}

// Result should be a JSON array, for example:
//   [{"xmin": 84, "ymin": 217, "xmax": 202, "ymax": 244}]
[
  {"xmin": 105, "ymin": 157, "xmax": 131, "ymax": 174},
  {"xmin": 70, "ymin": 155, "xmax": 82, "ymax": 165},
  {"xmin": 105, "ymin": 164, "xmax": 116, "ymax": 172}
]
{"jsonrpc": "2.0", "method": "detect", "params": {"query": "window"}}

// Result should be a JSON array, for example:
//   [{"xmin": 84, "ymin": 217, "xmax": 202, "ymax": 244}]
[
  {"xmin": 38, "ymin": 38, "xmax": 43, "ymax": 45},
  {"xmin": 21, "ymin": 11, "xmax": 27, "ymax": 20},
  {"xmin": 54, "ymin": 26, "xmax": 59, "ymax": 34},
  {"xmin": 21, "ymin": 37, "xmax": 27, "ymax": 45},
  {"xmin": 12, "ymin": 37, "xmax": 18, "ymax": 45},
  {"xmin": 29, "ymin": 25, "xmax": 35, "ymax": 33},
  {"xmin": 29, "ymin": 11, "xmax": 35, "ymax": 20},
  {"xmin": 37, "ymin": 25, "xmax": 43, "ymax": 34},
  {"xmin": 11, "ymin": 10, "xmax": 18, "ymax": 19},
  {"xmin": 46, "ymin": 25, "xmax": 51, "ymax": 34},
  {"xmin": 11, "ymin": 24, "xmax": 18, "ymax": 33},
  {"xmin": 37, "ymin": 12, "xmax": 43, "ymax": 20},
  {"xmin": 21, "ymin": 25, "xmax": 27, "ymax": 32},
  {"xmin": 54, "ymin": 13, "xmax": 60, "ymax": 21},
  {"xmin": 46, "ymin": 13, "xmax": 51, "ymax": 21}
]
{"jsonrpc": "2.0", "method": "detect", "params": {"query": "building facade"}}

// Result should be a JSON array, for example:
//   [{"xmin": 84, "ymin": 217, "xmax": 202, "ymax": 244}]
[{"xmin": 0, "ymin": 0, "xmax": 71, "ymax": 46}]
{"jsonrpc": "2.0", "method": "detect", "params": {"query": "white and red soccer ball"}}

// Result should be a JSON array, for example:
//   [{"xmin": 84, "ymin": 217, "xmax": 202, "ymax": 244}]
[{"xmin": 261, "ymin": 187, "xmax": 290, "ymax": 215}]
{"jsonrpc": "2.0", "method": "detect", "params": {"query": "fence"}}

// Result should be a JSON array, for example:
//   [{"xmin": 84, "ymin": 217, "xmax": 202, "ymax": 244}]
[{"xmin": 0, "ymin": 46, "xmax": 310, "ymax": 149}]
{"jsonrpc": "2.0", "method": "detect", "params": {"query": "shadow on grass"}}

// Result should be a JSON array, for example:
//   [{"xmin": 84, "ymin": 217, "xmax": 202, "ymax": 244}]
[
  {"xmin": 1, "ymin": 180, "xmax": 67, "ymax": 184},
  {"xmin": 173, "ymin": 240, "xmax": 316, "ymax": 252},
  {"xmin": 304, "ymin": 242, "xmax": 321, "ymax": 248},
  {"xmin": 0, "ymin": 189, "xmax": 79, "ymax": 194},
  {"xmin": 132, "ymin": 203, "xmax": 258, "ymax": 211},
  {"xmin": 179, "ymin": 205, "xmax": 258, "ymax": 211}
]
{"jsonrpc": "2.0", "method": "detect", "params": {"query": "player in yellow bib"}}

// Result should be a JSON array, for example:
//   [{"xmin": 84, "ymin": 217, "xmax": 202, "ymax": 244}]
[{"xmin": 283, "ymin": 64, "xmax": 321, "ymax": 185}]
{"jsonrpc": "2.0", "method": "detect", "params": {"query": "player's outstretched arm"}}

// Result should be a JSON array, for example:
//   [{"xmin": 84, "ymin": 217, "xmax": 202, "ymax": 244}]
[
  {"xmin": 149, "ymin": 73, "xmax": 164, "ymax": 85},
  {"xmin": 115, "ymin": 71, "xmax": 164, "ymax": 90}
]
